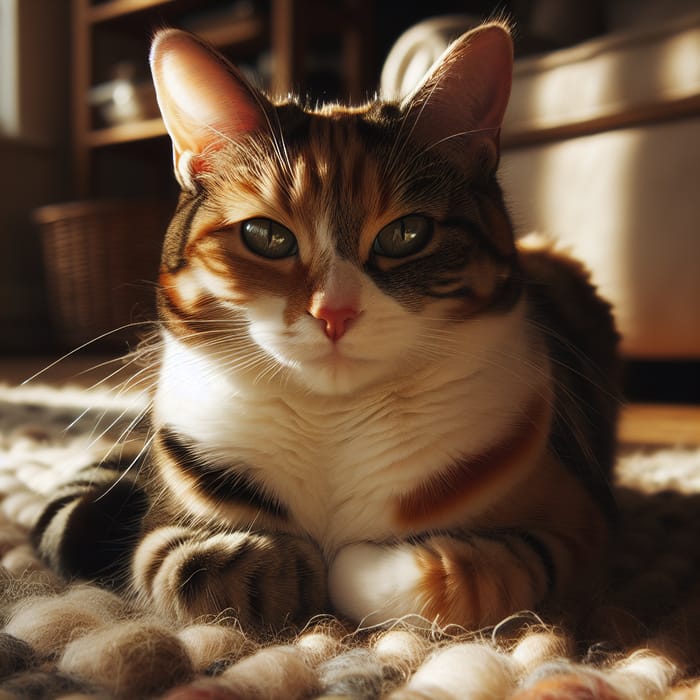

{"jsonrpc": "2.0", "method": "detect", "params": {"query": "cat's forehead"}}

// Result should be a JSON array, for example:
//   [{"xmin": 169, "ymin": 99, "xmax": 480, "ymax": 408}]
[
  {"xmin": 275, "ymin": 101, "xmax": 396, "ymax": 173},
  {"xmin": 275, "ymin": 98, "xmax": 399, "ymax": 134},
  {"xmin": 201, "ymin": 103, "xmax": 421, "ymax": 257},
  {"xmin": 205, "ymin": 101, "xmax": 464, "ymax": 238}
]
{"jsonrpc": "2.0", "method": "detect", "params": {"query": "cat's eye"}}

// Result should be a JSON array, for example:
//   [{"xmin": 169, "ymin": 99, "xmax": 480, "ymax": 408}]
[
  {"xmin": 372, "ymin": 216, "xmax": 432, "ymax": 258},
  {"xmin": 241, "ymin": 218, "xmax": 298, "ymax": 259}
]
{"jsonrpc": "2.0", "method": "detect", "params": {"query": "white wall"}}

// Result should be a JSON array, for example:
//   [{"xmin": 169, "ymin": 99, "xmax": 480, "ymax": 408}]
[{"xmin": 501, "ymin": 118, "xmax": 700, "ymax": 359}]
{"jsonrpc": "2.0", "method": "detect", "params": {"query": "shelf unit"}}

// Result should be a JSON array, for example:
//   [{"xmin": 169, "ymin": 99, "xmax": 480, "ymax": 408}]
[{"xmin": 71, "ymin": 0, "xmax": 375, "ymax": 197}]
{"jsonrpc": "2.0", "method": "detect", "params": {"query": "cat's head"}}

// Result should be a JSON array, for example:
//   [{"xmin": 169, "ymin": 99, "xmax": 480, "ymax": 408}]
[{"xmin": 150, "ymin": 24, "xmax": 519, "ymax": 396}]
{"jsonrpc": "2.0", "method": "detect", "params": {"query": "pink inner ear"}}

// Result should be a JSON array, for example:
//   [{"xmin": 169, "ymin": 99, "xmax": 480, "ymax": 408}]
[
  {"xmin": 404, "ymin": 24, "xmax": 513, "ymax": 149},
  {"xmin": 150, "ymin": 30, "xmax": 264, "ymax": 157}
]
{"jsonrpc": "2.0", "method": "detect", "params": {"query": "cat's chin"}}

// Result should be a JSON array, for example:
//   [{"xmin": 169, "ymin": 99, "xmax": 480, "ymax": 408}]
[{"xmin": 291, "ymin": 353, "xmax": 387, "ymax": 396}]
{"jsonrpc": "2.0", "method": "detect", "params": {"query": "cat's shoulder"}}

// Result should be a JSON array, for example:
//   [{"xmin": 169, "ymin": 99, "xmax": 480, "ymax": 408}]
[{"xmin": 516, "ymin": 232, "xmax": 619, "ymax": 357}]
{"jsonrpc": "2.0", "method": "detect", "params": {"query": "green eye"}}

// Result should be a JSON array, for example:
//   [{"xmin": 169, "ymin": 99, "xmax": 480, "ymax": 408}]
[
  {"xmin": 241, "ymin": 218, "xmax": 298, "ymax": 259},
  {"xmin": 373, "ymin": 216, "xmax": 432, "ymax": 258}
]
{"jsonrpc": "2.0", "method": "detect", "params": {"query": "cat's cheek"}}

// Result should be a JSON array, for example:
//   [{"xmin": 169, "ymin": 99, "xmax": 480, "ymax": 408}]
[
  {"xmin": 328, "ymin": 543, "xmax": 425, "ymax": 626},
  {"xmin": 246, "ymin": 306, "xmax": 297, "ymax": 367}
]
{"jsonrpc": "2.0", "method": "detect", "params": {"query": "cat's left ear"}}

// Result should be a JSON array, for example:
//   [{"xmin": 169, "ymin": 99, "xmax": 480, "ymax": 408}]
[
  {"xmin": 150, "ymin": 29, "xmax": 268, "ymax": 190},
  {"xmin": 401, "ymin": 22, "xmax": 513, "ymax": 169}
]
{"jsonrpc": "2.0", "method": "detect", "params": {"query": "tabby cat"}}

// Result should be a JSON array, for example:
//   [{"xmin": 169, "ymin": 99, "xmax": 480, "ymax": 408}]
[{"xmin": 33, "ymin": 23, "xmax": 619, "ymax": 631}]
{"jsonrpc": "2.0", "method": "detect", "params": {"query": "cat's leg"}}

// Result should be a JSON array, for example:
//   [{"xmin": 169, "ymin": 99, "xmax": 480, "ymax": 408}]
[
  {"xmin": 131, "ymin": 526, "xmax": 327, "ymax": 628},
  {"xmin": 31, "ymin": 464, "xmax": 148, "ymax": 587},
  {"xmin": 33, "ymin": 469, "xmax": 327, "ymax": 628},
  {"xmin": 328, "ymin": 533, "xmax": 550, "ymax": 628},
  {"xmin": 329, "ymin": 517, "xmax": 607, "ymax": 629}
]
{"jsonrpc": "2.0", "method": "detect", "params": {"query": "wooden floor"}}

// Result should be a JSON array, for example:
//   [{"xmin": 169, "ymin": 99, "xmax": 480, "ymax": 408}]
[
  {"xmin": 2, "ymin": 354, "xmax": 699, "ymax": 446},
  {"xmin": 619, "ymin": 403, "xmax": 700, "ymax": 446}
]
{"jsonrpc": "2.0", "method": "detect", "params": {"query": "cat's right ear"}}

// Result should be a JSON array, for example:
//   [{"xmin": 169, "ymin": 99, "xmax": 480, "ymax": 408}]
[
  {"xmin": 150, "ymin": 29, "xmax": 267, "ymax": 190},
  {"xmin": 399, "ymin": 23, "xmax": 513, "ymax": 171}
]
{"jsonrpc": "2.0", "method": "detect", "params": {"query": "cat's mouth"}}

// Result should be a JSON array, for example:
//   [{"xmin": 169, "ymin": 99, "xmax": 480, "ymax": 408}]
[
  {"xmin": 296, "ymin": 343, "xmax": 384, "ymax": 395},
  {"xmin": 313, "ymin": 343, "xmax": 365, "ymax": 368}
]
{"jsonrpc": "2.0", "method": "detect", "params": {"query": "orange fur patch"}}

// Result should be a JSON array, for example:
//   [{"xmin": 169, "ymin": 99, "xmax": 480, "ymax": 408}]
[
  {"xmin": 395, "ymin": 394, "xmax": 550, "ymax": 530},
  {"xmin": 158, "ymin": 271, "xmax": 190, "ymax": 315},
  {"xmin": 414, "ymin": 536, "xmax": 538, "ymax": 628}
]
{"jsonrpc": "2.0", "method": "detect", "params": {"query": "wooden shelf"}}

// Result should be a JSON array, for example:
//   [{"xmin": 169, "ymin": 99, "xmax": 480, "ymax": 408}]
[
  {"xmin": 72, "ymin": 0, "xmax": 375, "ymax": 195},
  {"xmin": 88, "ymin": 0, "xmax": 174, "ymax": 24},
  {"xmin": 195, "ymin": 16, "xmax": 265, "ymax": 50},
  {"xmin": 88, "ymin": 1, "xmax": 266, "ymax": 46},
  {"xmin": 86, "ymin": 117, "xmax": 167, "ymax": 147},
  {"xmin": 90, "ymin": 3, "xmax": 265, "ymax": 49}
]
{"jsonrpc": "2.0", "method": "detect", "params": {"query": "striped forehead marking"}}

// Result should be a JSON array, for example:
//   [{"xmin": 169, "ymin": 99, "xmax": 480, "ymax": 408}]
[{"xmin": 255, "ymin": 116, "xmax": 394, "ymax": 264}]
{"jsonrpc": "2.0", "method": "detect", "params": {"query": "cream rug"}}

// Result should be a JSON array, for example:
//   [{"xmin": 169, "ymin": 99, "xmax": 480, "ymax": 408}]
[{"xmin": 0, "ymin": 381, "xmax": 699, "ymax": 699}]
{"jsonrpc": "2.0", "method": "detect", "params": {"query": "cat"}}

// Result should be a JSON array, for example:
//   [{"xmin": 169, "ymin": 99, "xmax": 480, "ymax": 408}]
[{"xmin": 32, "ymin": 22, "xmax": 620, "ymax": 632}]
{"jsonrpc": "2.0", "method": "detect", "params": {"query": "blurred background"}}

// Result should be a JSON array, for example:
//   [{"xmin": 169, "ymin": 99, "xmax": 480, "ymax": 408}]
[{"xmin": 0, "ymin": 0, "xmax": 698, "ymax": 402}]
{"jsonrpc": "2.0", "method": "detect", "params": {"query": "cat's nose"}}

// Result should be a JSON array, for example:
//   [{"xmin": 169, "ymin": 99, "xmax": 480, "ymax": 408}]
[{"xmin": 310, "ymin": 306, "xmax": 359, "ymax": 342}]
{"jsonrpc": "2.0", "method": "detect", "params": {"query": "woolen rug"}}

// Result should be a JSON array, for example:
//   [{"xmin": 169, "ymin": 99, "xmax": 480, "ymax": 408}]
[{"xmin": 0, "ymin": 380, "xmax": 699, "ymax": 699}]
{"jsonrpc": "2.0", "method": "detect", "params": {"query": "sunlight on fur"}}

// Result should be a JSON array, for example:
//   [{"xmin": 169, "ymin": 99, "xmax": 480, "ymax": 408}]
[{"xmin": 4, "ymin": 16, "xmax": 697, "ymax": 700}]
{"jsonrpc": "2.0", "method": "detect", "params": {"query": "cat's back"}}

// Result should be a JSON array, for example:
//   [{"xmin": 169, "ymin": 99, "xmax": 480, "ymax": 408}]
[
  {"xmin": 518, "ymin": 235, "xmax": 620, "ymax": 517},
  {"xmin": 519, "ymin": 237, "xmax": 619, "ymax": 380}
]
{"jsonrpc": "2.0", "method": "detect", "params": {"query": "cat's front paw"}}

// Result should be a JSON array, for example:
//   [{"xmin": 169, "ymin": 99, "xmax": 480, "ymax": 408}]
[
  {"xmin": 133, "ymin": 527, "xmax": 327, "ymax": 628},
  {"xmin": 328, "ymin": 542, "xmax": 427, "ymax": 626},
  {"xmin": 329, "ymin": 536, "xmax": 544, "ymax": 629}
]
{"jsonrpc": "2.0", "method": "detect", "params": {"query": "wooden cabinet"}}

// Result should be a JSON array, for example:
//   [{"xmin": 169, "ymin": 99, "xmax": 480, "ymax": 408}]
[{"xmin": 71, "ymin": 0, "xmax": 375, "ymax": 197}]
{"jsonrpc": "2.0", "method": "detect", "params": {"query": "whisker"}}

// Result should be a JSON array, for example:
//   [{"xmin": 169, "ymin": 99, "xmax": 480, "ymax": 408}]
[
  {"xmin": 21, "ymin": 320, "xmax": 156, "ymax": 385},
  {"xmin": 84, "ymin": 385, "xmax": 153, "ymax": 450},
  {"xmin": 83, "ymin": 354, "xmax": 147, "ymax": 393},
  {"xmin": 417, "ymin": 126, "xmax": 503, "ymax": 156},
  {"xmin": 95, "ymin": 431, "xmax": 157, "ymax": 502}
]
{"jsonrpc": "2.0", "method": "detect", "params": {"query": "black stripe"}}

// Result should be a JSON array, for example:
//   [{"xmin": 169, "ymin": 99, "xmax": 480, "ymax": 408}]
[
  {"xmin": 472, "ymin": 528, "xmax": 557, "ymax": 596},
  {"xmin": 440, "ymin": 216, "xmax": 513, "ymax": 263},
  {"xmin": 161, "ymin": 191, "xmax": 206, "ymax": 271},
  {"xmin": 242, "ymin": 541, "xmax": 266, "ymax": 622},
  {"xmin": 34, "ymin": 476, "xmax": 148, "ymax": 587},
  {"xmin": 159, "ymin": 428, "xmax": 288, "ymax": 519},
  {"xmin": 140, "ymin": 530, "xmax": 195, "ymax": 595},
  {"xmin": 157, "ymin": 282, "xmax": 195, "ymax": 324},
  {"xmin": 30, "ymin": 493, "xmax": 82, "ymax": 549},
  {"xmin": 509, "ymin": 531, "xmax": 557, "ymax": 595},
  {"xmin": 295, "ymin": 547, "xmax": 323, "ymax": 615}
]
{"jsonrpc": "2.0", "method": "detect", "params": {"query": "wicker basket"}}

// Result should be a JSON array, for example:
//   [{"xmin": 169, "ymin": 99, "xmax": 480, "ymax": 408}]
[{"xmin": 34, "ymin": 200, "xmax": 172, "ymax": 350}]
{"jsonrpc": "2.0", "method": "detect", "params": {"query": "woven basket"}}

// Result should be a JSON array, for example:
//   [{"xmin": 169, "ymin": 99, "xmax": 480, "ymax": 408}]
[{"xmin": 34, "ymin": 200, "xmax": 172, "ymax": 350}]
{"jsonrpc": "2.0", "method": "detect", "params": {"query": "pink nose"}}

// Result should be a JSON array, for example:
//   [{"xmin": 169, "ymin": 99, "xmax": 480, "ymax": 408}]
[{"xmin": 310, "ymin": 306, "xmax": 358, "ymax": 342}]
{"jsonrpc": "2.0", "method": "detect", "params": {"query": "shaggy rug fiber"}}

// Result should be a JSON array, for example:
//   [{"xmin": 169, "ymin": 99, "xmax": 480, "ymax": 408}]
[{"xmin": 1, "ymin": 380, "xmax": 699, "ymax": 699}]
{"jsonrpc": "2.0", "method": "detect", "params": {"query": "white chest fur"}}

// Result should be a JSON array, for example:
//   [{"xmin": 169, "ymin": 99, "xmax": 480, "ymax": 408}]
[{"xmin": 154, "ymin": 313, "xmax": 547, "ymax": 554}]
